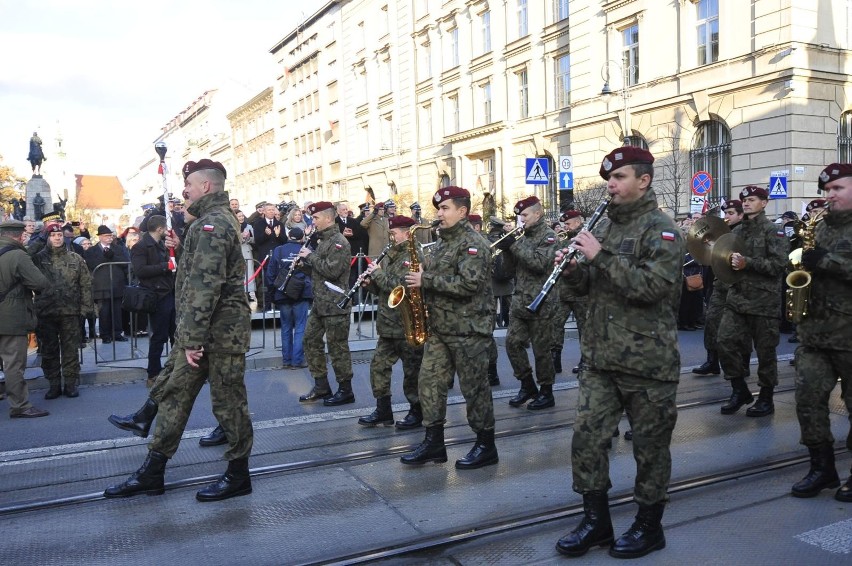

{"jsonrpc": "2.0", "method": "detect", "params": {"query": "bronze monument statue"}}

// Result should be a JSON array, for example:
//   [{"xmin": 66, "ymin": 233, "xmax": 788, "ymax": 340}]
[
  {"xmin": 28, "ymin": 131, "xmax": 46, "ymax": 175},
  {"xmin": 33, "ymin": 192, "xmax": 45, "ymax": 219}
]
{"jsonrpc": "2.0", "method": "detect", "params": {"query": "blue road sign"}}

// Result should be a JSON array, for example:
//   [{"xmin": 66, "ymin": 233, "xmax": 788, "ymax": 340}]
[
  {"xmin": 769, "ymin": 175, "xmax": 788, "ymax": 199},
  {"xmin": 559, "ymin": 172, "xmax": 574, "ymax": 190},
  {"xmin": 691, "ymin": 171, "xmax": 712, "ymax": 196},
  {"xmin": 525, "ymin": 158, "xmax": 549, "ymax": 185}
]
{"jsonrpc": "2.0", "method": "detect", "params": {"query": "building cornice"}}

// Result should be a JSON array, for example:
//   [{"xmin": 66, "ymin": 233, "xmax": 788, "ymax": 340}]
[
  {"xmin": 445, "ymin": 121, "xmax": 505, "ymax": 144},
  {"xmin": 603, "ymin": 0, "xmax": 638, "ymax": 14}
]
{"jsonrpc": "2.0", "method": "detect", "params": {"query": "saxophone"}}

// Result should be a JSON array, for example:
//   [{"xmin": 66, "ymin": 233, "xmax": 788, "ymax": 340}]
[
  {"xmin": 785, "ymin": 208, "xmax": 827, "ymax": 323},
  {"xmin": 388, "ymin": 223, "xmax": 435, "ymax": 347}
]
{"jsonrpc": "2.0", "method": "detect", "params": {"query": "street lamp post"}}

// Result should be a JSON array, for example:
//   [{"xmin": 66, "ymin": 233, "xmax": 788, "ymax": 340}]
[{"xmin": 600, "ymin": 61, "xmax": 639, "ymax": 147}]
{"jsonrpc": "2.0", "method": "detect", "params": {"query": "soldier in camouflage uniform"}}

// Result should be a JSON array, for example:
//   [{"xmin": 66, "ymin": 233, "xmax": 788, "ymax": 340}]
[
  {"xmin": 716, "ymin": 186, "xmax": 789, "ymax": 417},
  {"xmin": 552, "ymin": 210, "xmax": 587, "ymax": 375},
  {"xmin": 297, "ymin": 201, "xmax": 355, "ymax": 406},
  {"xmin": 32, "ymin": 222, "xmax": 93, "ymax": 399},
  {"xmin": 790, "ymin": 164, "xmax": 852, "ymax": 502},
  {"xmin": 494, "ymin": 196, "xmax": 558, "ymax": 410},
  {"xmin": 105, "ymin": 159, "xmax": 254, "ymax": 502},
  {"xmin": 692, "ymin": 200, "xmax": 744, "ymax": 376},
  {"xmin": 399, "ymin": 186, "xmax": 498, "ymax": 470},
  {"xmin": 555, "ymin": 147, "xmax": 683, "ymax": 559},
  {"xmin": 357, "ymin": 215, "xmax": 424, "ymax": 428}
]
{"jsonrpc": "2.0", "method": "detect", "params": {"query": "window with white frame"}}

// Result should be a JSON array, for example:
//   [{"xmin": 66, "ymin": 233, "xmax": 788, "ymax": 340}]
[
  {"xmin": 838, "ymin": 111, "xmax": 852, "ymax": 162},
  {"xmin": 518, "ymin": 0, "xmax": 528, "ymax": 38},
  {"xmin": 697, "ymin": 0, "xmax": 719, "ymax": 65},
  {"xmin": 380, "ymin": 55, "xmax": 392, "ymax": 94},
  {"xmin": 622, "ymin": 24, "xmax": 639, "ymax": 86},
  {"xmin": 420, "ymin": 103, "xmax": 433, "ymax": 146},
  {"xmin": 358, "ymin": 122, "xmax": 370, "ymax": 161},
  {"xmin": 554, "ymin": 0, "xmax": 569, "ymax": 22},
  {"xmin": 447, "ymin": 94, "xmax": 460, "ymax": 134},
  {"xmin": 482, "ymin": 10, "xmax": 491, "ymax": 53},
  {"xmin": 555, "ymin": 54, "xmax": 570, "ymax": 108},
  {"xmin": 381, "ymin": 114, "xmax": 394, "ymax": 151},
  {"xmin": 517, "ymin": 69, "xmax": 529, "ymax": 119},
  {"xmin": 480, "ymin": 81, "xmax": 492, "ymax": 125},
  {"xmin": 380, "ymin": 5, "xmax": 389, "ymax": 37},
  {"xmin": 418, "ymin": 42, "xmax": 432, "ymax": 81},
  {"xmin": 357, "ymin": 21, "xmax": 365, "ymax": 51},
  {"xmin": 448, "ymin": 27, "xmax": 460, "ymax": 68}
]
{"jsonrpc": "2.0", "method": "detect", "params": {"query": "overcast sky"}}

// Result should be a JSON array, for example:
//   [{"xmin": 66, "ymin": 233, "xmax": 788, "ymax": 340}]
[{"xmin": 0, "ymin": 0, "xmax": 306, "ymax": 179}]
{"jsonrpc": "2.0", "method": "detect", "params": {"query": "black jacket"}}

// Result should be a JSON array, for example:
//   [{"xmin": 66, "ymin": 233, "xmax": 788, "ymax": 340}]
[
  {"xmin": 131, "ymin": 232, "xmax": 175, "ymax": 298},
  {"xmin": 252, "ymin": 216, "xmax": 286, "ymax": 263},
  {"xmin": 85, "ymin": 241, "xmax": 130, "ymax": 299},
  {"xmin": 335, "ymin": 216, "xmax": 369, "ymax": 256}
]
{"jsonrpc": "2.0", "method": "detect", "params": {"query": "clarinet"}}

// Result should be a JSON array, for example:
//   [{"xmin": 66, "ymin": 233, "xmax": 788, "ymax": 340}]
[
  {"xmin": 336, "ymin": 242, "xmax": 393, "ymax": 309},
  {"xmin": 526, "ymin": 196, "xmax": 612, "ymax": 314},
  {"xmin": 277, "ymin": 232, "xmax": 318, "ymax": 292}
]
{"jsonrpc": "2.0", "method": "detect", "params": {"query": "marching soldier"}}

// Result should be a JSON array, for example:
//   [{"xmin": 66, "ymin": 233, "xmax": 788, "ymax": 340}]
[
  {"xmin": 717, "ymin": 186, "xmax": 788, "ymax": 416},
  {"xmin": 357, "ymin": 215, "xmax": 424, "ymax": 428},
  {"xmin": 791, "ymin": 164, "xmax": 852, "ymax": 501},
  {"xmin": 552, "ymin": 210, "xmax": 587, "ymax": 375},
  {"xmin": 555, "ymin": 147, "xmax": 683, "ymax": 559},
  {"xmin": 298, "ymin": 201, "xmax": 355, "ymax": 405},
  {"xmin": 399, "ymin": 186, "xmax": 497, "ymax": 470},
  {"xmin": 494, "ymin": 196, "xmax": 559, "ymax": 410}
]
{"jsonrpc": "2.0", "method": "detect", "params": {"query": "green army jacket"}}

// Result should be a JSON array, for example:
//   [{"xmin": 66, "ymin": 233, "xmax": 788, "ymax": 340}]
[
  {"xmin": 797, "ymin": 208, "xmax": 852, "ymax": 350},
  {"xmin": 421, "ymin": 218, "xmax": 493, "ymax": 337},
  {"xmin": 506, "ymin": 217, "xmax": 558, "ymax": 319},
  {"xmin": 563, "ymin": 188, "xmax": 684, "ymax": 381},
  {"xmin": 303, "ymin": 223, "xmax": 351, "ymax": 317},
  {"xmin": 176, "ymin": 191, "xmax": 250, "ymax": 353},
  {"xmin": 367, "ymin": 240, "xmax": 423, "ymax": 339},
  {"xmin": 33, "ymin": 244, "xmax": 93, "ymax": 317},
  {"xmin": 726, "ymin": 210, "xmax": 788, "ymax": 316},
  {"xmin": 0, "ymin": 236, "xmax": 48, "ymax": 335}
]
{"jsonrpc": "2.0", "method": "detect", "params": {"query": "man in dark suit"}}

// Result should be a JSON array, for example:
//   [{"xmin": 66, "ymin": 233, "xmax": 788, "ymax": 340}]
[
  {"xmin": 85, "ymin": 225, "xmax": 130, "ymax": 343},
  {"xmin": 252, "ymin": 203, "xmax": 286, "ymax": 310}
]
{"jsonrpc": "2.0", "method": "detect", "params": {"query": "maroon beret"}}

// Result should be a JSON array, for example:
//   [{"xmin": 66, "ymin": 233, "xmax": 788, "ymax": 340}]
[
  {"xmin": 307, "ymin": 201, "xmax": 334, "ymax": 215},
  {"xmin": 388, "ymin": 215, "xmax": 416, "ymax": 230},
  {"xmin": 182, "ymin": 158, "xmax": 227, "ymax": 180},
  {"xmin": 818, "ymin": 163, "xmax": 852, "ymax": 192},
  {"xmin": 599, "ymin": 147, "xmax": 654, "ymax": 179},
  {"xmin": 432, "ymin": 186, "xmax": 470, "ymax": 208},
  {"xmin": 468, "ymin": 214, "xmax": 482, "ymax": 224},
  {"xmin": 44, "ymin": 222, "xmax": 63, "ymax": 234},
  {"xmin": 739, "ymin": 185, "xmax": 769, "ymax": 200},
  {"xmin": 806, "ymin": 198, "xmax": 827, "ymax": 212},
  {"xmin": 560, "ymin": 210, "xmax": 582, "ymax": 221},
  {"xmin": 374, "ymin": 202, "xmax": 384, "ymax": 209},
  {"xmin": 724, "ymin": 199, "xmax": 743, "ymax": 213},
  {"xmin": 513, "ymin": 196, "xmax": 540, "ymax": 215}
]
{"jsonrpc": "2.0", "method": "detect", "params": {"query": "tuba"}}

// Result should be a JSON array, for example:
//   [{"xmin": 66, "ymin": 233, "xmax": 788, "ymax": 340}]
[
  {"xmin": 785, "ymin": 208, "xmax": 827, "ymax": 323},
  {"xmin": 388, "ymin": 223, "xmax": 436, "ymax": 347}
]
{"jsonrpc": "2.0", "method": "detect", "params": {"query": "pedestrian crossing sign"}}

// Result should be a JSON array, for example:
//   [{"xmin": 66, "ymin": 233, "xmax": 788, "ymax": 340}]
[
  {"xmin": 525, "ymin": 158, "xmax": 550, "ymax": 185},
  {"xmin": 768, "ymin": 175, "xmax": 787, "ymax": 199}
]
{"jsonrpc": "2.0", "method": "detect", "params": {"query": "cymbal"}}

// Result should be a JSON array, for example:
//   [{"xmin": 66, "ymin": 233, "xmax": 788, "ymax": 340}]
[
  {"xmin": 710, "ymin": 232, "xmax": 746, "ymax": 285},
  {"xmin": 686, "ymin": 216, "xmax": 730, "ymax": 265}
]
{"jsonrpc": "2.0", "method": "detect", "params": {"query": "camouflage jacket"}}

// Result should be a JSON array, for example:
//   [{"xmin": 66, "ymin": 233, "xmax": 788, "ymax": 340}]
[
  {"xmin": 32, "ymin": 244, "xmax": 94, "ymax": 317},
  {"xmin": 726, "ymin": 211, "xmax": 788, "ymax": 316},
  {"xmin": 506, "ymin": 217, "xmax": 558, "ymax": 319},
  {"xmin": 0, "ymin": 236, "xmax": 48, "ymax": 335},
  {"xmin": 421, "ymin": 219, "xmax": 493, "ymax": 337},
  {"xmin": 563, "ymin": 189, "xmax": 684, "ymax": 381},
  {"xmin": 557, "ymin": 227, "xmax": 588, "ymax": 304},
  {"xmin": 302, "ymin": 223, "xmax": 351, "ymax": 317},
  {"xmin": 367, "ymin": 239, "xmax": 423, "ymax": 339},
  {"xmin": 797, "ymin": 208, "xmax": 852, "ymax": 350},
  {"xmin": 175, "ymin": 191, "xmax": 250, "ymax": 353}
]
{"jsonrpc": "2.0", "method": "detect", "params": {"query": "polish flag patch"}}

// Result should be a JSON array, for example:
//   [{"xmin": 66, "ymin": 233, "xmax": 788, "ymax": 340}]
[
  {"xmin": 334, "ymin": 243, "xmax": 342, "ymax": 249},
  {"xmin": 661, "ymin": 231, "xmax": 676, "ymax": 241},
  {"xmin": 202, "ymin": 225, "xmax": 215, "ymax": 232},
  {"xmin": 776, "ymin": 230, "xmax": 786, "ymax": 237},
  {"xmin": 403, "ymin": 261, "xmax": 410, "ymax": 267},
  {"xmin": 467, "ymin": 247, "xmax": 478, "ymax": 255},
  {"xmin": 546, "ymin": 237, "xmax": 555, "ymax": 244}
]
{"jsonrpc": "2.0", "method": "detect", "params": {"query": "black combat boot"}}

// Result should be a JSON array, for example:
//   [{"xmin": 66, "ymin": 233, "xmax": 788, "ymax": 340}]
[
  {"xmin": 792, "ymin": 443, "xmax": 840, "ymax": 497},
  {"xmin": 199, "ymin": 424, "xmax": 228, "ymax": 447},
  {"xmin": 552, "ymin": 348, "xmax": 563, "ymax": 374},
  {"xmin": 400, "ymin": 424, "xmax": 447, "ymax": 465},
  {"xmin": 508, "ymin": 377, "xmax": 538, "ymax": 407},
  {"xmin": 836, "ymin": 469, "xmax": 852, "ymax": 502},
  {"xmin": 324, "ymin": 380, "xmax": 355, "ymax": 406},
  {"xmin": 609, "ymin": 502, "xmax": 666, "ymax": 559},
  {"xmin": 299, "ymin": 380, "xmax": 332, "ymax": 402},
  {"xmin": 358, "ymin": 395, "xmax": 394, "ymax": 426},
  {"xmin": 63, "ymin": 377, "xmax": 80, "ymax": 398},
  {"xmin": 692, "ymin": 350, "xmax": 720, "ymax": 375},
  {"xmin": 108, "ymin": 398, "xmax": 159, "ymax": 438},
  {"xmin": 487, "ymin": 361, "xmax": 500, "ymax": 386},
  {"xmin": 455, "ymin": 429, "xmax": 498, "ymax": 470},
  {"xmin": 395, "ymin": 403, "xmax": 423, "ymax": 430},
  {"xmin": 103, "ymin": 450, "xmax": 168, "ymax": 498},
  {"xmin": 720, "ymin": 378, "xmax": 754, "ymax": 415},
  {"xmin": 556, "ymin": 491, "xmax": 614, "ymax": 557},
  {"xmin": 44, "ymin": 381, "xmax": 62, "ymax": 400},
  {"xmin": 196, "ymin": 457, "xmax": 252, "ymax": 502},
  {"xmin": 527, "ymin": 383, "xmax": 555, "ymax": 411},
  {"xmin": 746, "ymin": 386, "xmax": 774, "ymax": 417}
]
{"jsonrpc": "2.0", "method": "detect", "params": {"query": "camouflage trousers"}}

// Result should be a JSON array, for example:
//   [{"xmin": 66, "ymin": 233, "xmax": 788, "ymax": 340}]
[
  {"xmin": 702, "ymin": 289, "xmax": 725, "ymax": 351},
  {"xmin": 507, "ymin": 315, "xmax": 555, "ymax": 385},
  {"xmin": 572, "ymin": 369, "xmax": 678, "ymax": 506},
  {"xmin": 39, "ymin": 315, "xmax": 81, "ymax": 387},
  {"xmin": 149, "ymin": 347, "xmax": 179, "ymax": 404},
  {"xmin": 717, "ymin": 310, "xmax": 779, "ymax": 387},
  {"xmin": 304, "ymin": 313, "xmax": 352, "ymax": 389},
  {"xmin": 794, "ymin": 346, "xmax": 852, "ymax": 450},
  {"xmin": 551, "ymin": 300, "xmax": 587, "ymax": 350},
  {"xmin": 369, "ymin": 335, "xmax": 423, "ymax": 403},
  {"xmin": 419, "ymin": 333, "xmax": 495, "ymax": 433},
  {"xmin": 149, "ymin": 350, "xmax": 253, "ymax": 460}
]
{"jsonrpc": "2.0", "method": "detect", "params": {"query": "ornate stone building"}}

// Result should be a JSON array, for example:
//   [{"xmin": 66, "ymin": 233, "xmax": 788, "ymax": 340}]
[{"xmin": 227, "ymin": 87, "xmax": 276, "ymax": 207}]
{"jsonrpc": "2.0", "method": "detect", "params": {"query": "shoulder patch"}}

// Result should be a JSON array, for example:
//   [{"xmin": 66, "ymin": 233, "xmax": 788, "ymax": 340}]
[
  {"xmin": 467, "ymin": 247, "xmax": 478, "ymax": 255},
  {"xmin": 202, "ymin": 225, "xmax": 215, "ymax": 232},
  {"xmin": 661, "ymin": 231, "xmax": 676, "ymax": 241},
  {"xmin": 619, "ymin": 238, "xmax": 637, "ymax": 255},
  {"xmin": 545, "ymin": 236, "xmax": 555, "ymax": 244},
  {"xmin": 775, "ymin": 230, "xmax": 786, "ymax": 237},
  {"xmin": 334, "ymin": 243, "xmax": 342, "ymax": 249}
]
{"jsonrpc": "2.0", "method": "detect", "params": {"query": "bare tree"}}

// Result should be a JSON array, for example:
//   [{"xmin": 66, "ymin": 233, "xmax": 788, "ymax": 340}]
[
  {"xmin": 653, "ymin": 122, "xmax": 692, "ymax": 219},
  {"xmin": 570, "ymin": 179, "xmax": 609, "ymax": 218}
]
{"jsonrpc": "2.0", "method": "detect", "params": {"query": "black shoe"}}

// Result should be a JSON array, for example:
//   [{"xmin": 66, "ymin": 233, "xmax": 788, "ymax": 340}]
[
  {"xmin": 455, "ymin": 429, "xmax": 498, "ymax": 470},
  {"xmin": 836, "ymin": 474, "xmax": 852, "ymax": 502},
  {"xmin": 108, "ymin": 398, "xmax": 159, "ymax": 438},
  {"xmin": 324, "ymin": 383, "xmax": 355, "ymax": 406},
  {"xmin": 508, "ymin": 378, "xmax": 537, "ymax": 407},
  {"xmin": 400, "ymin": 425, "xmax": 447, "ymax": 465},
  {"xmin": 792, "ymin": 444, "xmax": 840, "ymax": 498},
  {"xmin": 609, "ymin": 503, "xmax": 666, "ymax": 559},
  {"xmin": 299, "ymin": 386, "xmax": 332, "ymax": 402},
  {"xmin": 196, "ymin": 458, "xmax": 252, "ymax": 502},
  {"xmin": 556, "ymin": 491, "xmax": 614, "ymax": 557},
  {"xmin": 746, "ymin": 387, "xmax": 774, "ymax": 417},
  {"xmin": 395, "ymin": 404, "xmax": 423, "ymax": 430},
  {"xmin": 692, "ymin": 351, "xmax": 720, "ymax": 375},
  {"xmin": 358, "ymin": 396, "xmax": 394, "ymax": 426},
  {"xmin": 199, "ymin": 425, "xmax": 228, "ymax": 447},
  {"xmin": 44, "ymin": 383, "xmax": 62, "ymax": 400},
  {"xmin": 624, "ymin": 429, "xmax": 633, "ymax": 441},
  {"xmin": 527, "ymin": 385, "xmax": 555, "ymax": 411},
  {"xmin": 63, "ymin": 384, "xmax": 79, "ymax": 398},
  {"xmin": 572, "ymin": 365, "xmax": 580, "ymax": 374},
  {"xmin": 720, "ymin": 379, "xmax": 753, "ymax": 415},
  {"xmin": 552, "ymin": 349, "xmax": 563, "ymax": 374},
  {"xmin": 101, "ymin": 338, "xmax": 112, "ymax": 344},
  {"xmin": 104, "ymin": 451, "xmax": 168, "ymax": 498},
  {"xmin": 114, "ymin": 335, "xmax": 129, "ymax": 342},
  {"xmin": 788, "ymin": 335, "xmax": 799, "ymax": 343}
]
